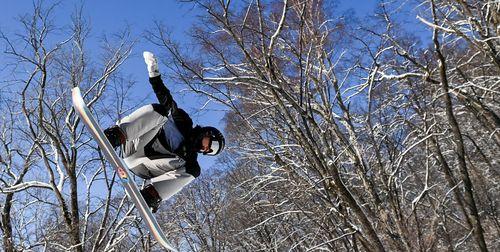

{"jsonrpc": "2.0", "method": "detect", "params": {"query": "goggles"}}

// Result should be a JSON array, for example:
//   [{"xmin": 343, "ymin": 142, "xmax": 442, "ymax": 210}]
[{"xmin": 202, "ymin": 136, "xmax": 223, "ymax": 156}]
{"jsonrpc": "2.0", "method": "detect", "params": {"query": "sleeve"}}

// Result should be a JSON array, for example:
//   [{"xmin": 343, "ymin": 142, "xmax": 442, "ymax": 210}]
[
  {"xmin": 149, "ymin": 76, "xmax": 194, "ymax": 137},
  {"xmin": 149, "ymin": 76, "xmax": 178, "ymax": 112},
  {"xmin": 184, "ymin": 152, "xmax": 201, "ymax": 178}
]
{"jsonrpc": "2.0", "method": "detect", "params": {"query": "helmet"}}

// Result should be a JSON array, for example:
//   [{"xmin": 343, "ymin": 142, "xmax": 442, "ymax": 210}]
[{"xmin": 196, "ymin": 126, "xmax": 225, "ymax": 156}]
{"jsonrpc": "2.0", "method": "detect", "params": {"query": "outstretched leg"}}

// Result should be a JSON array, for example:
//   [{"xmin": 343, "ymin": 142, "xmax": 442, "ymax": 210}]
[
  {"xmin": 140, "ymin": 168, "xmax": 195, "ymax": 212},
  {"xmin": 124, "ymin": 153, "xmax": 186, "ymax": 179}
]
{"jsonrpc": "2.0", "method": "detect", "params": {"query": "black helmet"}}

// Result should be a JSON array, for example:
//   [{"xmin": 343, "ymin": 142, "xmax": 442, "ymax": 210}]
[{"xmin": 195, "ymin": 126, "xmax": 225, "ymax": 156}]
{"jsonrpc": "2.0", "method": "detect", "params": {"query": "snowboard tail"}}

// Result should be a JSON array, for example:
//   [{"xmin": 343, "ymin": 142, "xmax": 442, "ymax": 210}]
[{"xmin": 72, "ymin": 87, "xmax": 176, "ymax": 251}]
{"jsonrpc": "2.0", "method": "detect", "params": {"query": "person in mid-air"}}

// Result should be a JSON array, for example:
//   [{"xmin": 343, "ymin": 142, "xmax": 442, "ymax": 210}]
[{"xmin": 104, "ymin": 51, "xmax": 225, "ymax": 212}]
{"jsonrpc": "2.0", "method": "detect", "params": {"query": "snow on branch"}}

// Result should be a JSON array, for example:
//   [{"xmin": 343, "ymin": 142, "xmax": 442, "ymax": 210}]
[
  {"xmin": 417, "ymin": 15, "xmax": 455, "ymax": 33},
  {"xmin": 1, "ymin": 181, "xmax": 53, "ymax": 193}
]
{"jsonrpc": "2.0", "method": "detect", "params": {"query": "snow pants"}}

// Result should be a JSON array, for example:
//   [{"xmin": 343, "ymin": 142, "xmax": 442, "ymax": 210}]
[{"xmin": 117, "ymin": 104, "xmax": 195, "ymax": 201}]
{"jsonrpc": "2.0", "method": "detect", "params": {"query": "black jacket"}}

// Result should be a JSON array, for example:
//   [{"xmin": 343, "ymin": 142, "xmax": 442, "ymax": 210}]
[{"xmin": 148, "ymin": 76, "xmax": 201, "ymax": 178}]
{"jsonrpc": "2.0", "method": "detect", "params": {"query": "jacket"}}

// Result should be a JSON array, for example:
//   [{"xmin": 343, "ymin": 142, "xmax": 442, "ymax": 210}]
[{"xmin": 145, "ymin": 76, "xmax": 201, "ymax": 178}]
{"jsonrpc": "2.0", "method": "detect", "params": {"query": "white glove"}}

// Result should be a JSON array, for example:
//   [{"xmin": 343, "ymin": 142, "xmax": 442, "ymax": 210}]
[{"xmin": 143, "ymin": 51, "xmax": 160, "ymax": 78}]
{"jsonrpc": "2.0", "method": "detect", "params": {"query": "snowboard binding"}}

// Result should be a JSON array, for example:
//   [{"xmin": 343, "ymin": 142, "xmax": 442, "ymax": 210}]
[
  {"xmin": 104, "ymin": 125, "xmax": 126, "ymax": 148},
  {"xmin": 140, "ymin": 184, "xmax": 162, "ymax": 213}
]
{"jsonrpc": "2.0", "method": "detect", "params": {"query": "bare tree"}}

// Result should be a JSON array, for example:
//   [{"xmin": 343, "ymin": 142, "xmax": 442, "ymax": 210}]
[
  {"xmin": 0, "ymin": 1, "xmax": 152, "ymax": 251},
  {"xmin": 1, "ymin": 0, "xmax": 497, "ymax": 251},
  {"xmin": 149, "ymin": 0, "xmax": 498, "ymax": 251}
]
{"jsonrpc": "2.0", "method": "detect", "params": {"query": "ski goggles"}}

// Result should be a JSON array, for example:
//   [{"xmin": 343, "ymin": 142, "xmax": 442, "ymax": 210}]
[{"xmin": 202, "ymin": 138, "xmax": 223, "ymax": 156}]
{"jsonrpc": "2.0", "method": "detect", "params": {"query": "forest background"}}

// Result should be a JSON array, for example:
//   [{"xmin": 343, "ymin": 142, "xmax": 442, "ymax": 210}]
[{"xmin": 0, "ymin": 0, "xmax": 498, "ymax": 251}]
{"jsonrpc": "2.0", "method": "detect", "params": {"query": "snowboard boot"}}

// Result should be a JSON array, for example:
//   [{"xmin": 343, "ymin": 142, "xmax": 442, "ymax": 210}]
[
  {"xmin": 140, "ymin": 184, "xmax": 162, "ymax": 213},
  {"xmin": 104, "ymin": 125, "xmax": 126, "ymax": 148}
]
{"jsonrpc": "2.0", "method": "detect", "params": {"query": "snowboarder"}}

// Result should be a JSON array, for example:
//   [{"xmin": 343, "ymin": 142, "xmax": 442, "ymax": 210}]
[{"xmin": 103, "ymin": 51, "xmax": 225, "ymax": 213}]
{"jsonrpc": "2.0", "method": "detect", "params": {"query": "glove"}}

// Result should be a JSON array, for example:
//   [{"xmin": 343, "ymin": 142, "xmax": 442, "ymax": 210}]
[{"xmin": 143, "ymin": 51, "xmax": 160, "ymax": 78}]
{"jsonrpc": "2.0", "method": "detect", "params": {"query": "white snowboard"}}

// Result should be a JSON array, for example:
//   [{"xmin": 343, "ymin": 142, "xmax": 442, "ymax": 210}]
[{"xmin": 72, "ymin": 87, "xmax": 177, "ymax": 251}]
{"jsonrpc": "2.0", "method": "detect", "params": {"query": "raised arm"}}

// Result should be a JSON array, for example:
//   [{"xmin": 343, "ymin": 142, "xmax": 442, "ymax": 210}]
[
  {"xmin": 143, "ymin": 51, "xmax": 178, "ymax": 112},
  {"xmin": 149, "ymin": 76, "xmax": 178, "ymax": 112}
]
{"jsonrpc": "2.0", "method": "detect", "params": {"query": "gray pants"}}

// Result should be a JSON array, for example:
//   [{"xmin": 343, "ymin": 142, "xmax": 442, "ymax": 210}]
[{"xmin": 118, "ymin": 104, "xmax": 195, "ymax": 201}]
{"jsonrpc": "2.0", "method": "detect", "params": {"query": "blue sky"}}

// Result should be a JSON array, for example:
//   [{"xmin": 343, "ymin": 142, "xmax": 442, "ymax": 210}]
[{"xmin": 0, "ymin": 0, "xmax": 379, "ymax": 171}]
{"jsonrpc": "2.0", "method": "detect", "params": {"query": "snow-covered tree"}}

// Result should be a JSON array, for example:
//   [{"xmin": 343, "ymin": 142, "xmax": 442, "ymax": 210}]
[{"xmin": 153, "ymin": 0, "xmax": 498, "ymax": 251}]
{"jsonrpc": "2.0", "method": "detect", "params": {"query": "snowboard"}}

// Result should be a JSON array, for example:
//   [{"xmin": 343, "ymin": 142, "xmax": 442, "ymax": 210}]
[{"xmin": 72, "ymin": 87, "xmax": 177, "ymax": 251}]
